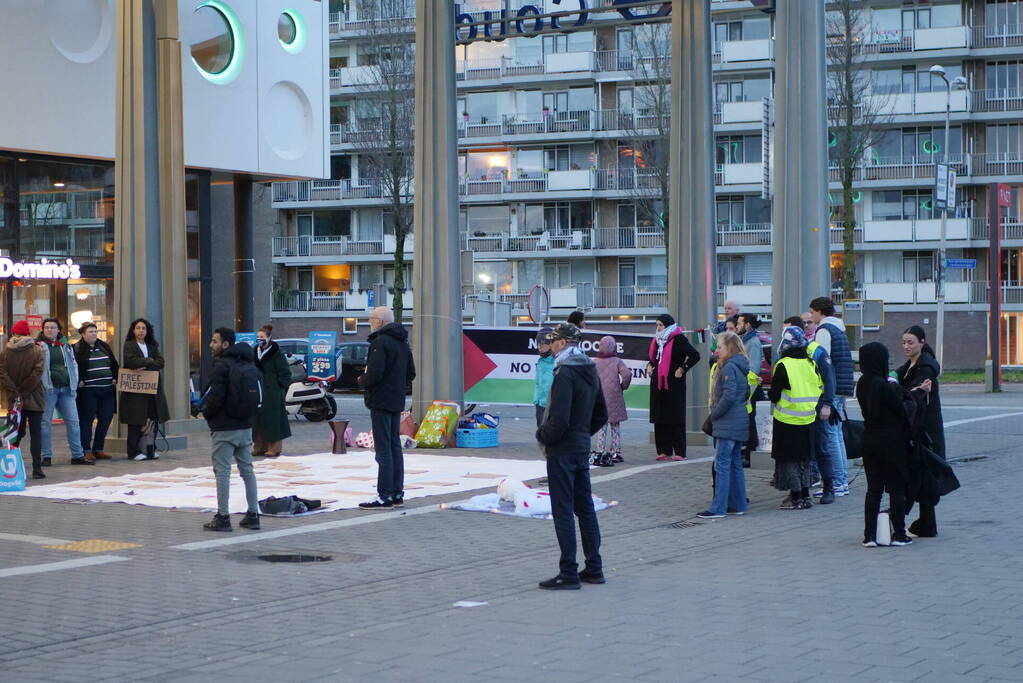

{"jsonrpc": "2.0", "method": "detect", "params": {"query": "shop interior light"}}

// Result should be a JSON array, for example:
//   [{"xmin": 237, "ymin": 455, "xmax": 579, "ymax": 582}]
[
  {"xmin": 76, "ymin": 287, "xmax": 90, "ymax": 301},
  {"xmin": 70, "ymin": 310, "xmax": 93, "ymax": 330},
  {"xmin": 53, "ymin": 182, "xmax": 65, "ymax": 188}
]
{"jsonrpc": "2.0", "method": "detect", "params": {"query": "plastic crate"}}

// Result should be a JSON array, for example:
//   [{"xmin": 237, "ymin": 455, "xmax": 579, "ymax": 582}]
[{"xmin": 454, "ymin": 427, "xmax": 498, "ymax": 448}]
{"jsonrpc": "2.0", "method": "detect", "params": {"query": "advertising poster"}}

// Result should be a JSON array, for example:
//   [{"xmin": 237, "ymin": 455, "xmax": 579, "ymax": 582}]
[
  {"xmin": 236, "ymin": 332, "xmax": 257, "ymax": 347},
  {"xmin": 463, "ymin": 326, "xmax": 659, "ymax": 410},
  {"xmin": 307, "ymin": 331, "xmax": 338, "ymax": 382}
]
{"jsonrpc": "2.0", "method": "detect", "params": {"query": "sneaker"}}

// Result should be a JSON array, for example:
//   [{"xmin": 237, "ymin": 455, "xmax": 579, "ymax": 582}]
[
  {"xmin": 70, "ymin": 458, "xmax": 95, "ymax": 466},
  {"xmin": 239, "ymin": 512, "xmax": 260, "ymax": 530},
  {"xmin": 612, "ymin": 453, "xmax": 624, "ymax": 463},
  {"xmin": 151, "ymin": 451, "xmax": 161, "ymax": 460},
  {"xmin": 833, "ymin": 484, "xmax": 850, "ymax": 496},
  {"xmin": 578, "ymin": 569, "xmax": 606, "ymax": 585},
  {"xmin": 796, "ymin": 498, "xmax": 814, "ymax": 510},
  {"xmin": 697, "ymin": 510, "xmax": 725, "ymax": 520},
  {"xmin": 818, "ymin": 489, "xmax": 835, "ymax": 505},
  {"xmin": 32, "ymin": 470, "xmax": 45, "ymax": 480},
  {"xmin": 538, "ymin": 575, "xmax": 581, "ymax": 590},
  {"xmin": 862, "ymin": 539, "xmax": 878, "ymax": 548},
  {"xmin": 891, "ymin": 535, "xmax": 913, "ymax": 546},
  {"xmin": 779, "ymin": 496, "xmax": 799, "ymax": 510},
  {"xmin": 726, "ymin": 509, "xmax": 746, "ymax": 516},
  {"xmin": 391, "ymin": 495, "xmax": 404, "ymax": 508},
  {"xmin": 132, "ymin": 453, "xmax": 149, "ymax": 462},
  {"xmin": 811, "ymin": 480, "xmax": 822, "ymax": 490},
  {"xmin": 358, "ymin": 497, "xmax": 394, "ymax": 510},
  {"xmin": 598, "ymin": 452, "xmax": 615, "ymax": 467},
  {"xmin": 42, "ymin": 457, "xmax": 52, "ymax": 467},
  {"xmin": 202, "ymin": 513, "xmax": 232, "ymax": 532}
]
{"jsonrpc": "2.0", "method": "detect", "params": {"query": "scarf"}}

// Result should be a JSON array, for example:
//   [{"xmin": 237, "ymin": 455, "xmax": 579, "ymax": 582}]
[
  {"xmin": 554, "ymin": 344, "xmax": 587, "ymax": 367},
  {"xmin": 648, "ymin": 324, "xmax": 681, "ymax": 390},
  {"xmin": 777, "ymin": 326, "xmax": 807, "ymax": 357}
]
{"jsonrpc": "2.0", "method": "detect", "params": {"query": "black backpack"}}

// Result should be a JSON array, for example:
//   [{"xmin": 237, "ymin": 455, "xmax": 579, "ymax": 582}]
[{"xmin": 226, "ymin": 360, "xmax": 264, "ymax": 419}]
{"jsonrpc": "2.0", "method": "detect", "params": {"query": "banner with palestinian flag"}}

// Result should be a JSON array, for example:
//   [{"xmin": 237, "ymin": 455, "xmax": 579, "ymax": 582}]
[{"xmin": 462, "ymin": 327, "xmax": 657, "ymax": 410}]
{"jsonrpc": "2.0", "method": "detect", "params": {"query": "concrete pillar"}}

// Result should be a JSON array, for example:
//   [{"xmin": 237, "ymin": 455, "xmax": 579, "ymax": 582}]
[
  {"xmin": 668, "ymin": 0, "xmax": 716, "ymax": 439},
  {"xmin": 233, "ymin": 174, "xmax": 255, "ymax": 333},
  {"xmin": 771, "ymin": 1, "xmax": 830, "ymax": 330},
  {"xmin": 411, "ymin": 0, "xmax": 463, "ymax": 419}
]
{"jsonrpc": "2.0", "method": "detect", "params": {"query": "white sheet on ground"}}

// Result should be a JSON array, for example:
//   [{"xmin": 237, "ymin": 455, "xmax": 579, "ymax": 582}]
[
  {"xmin": 445, "ymin": 492, "xmax": 615, "ymax": 520},
  {"xmin": 8, "ymin": 451, "xmax": 547, "ymax": 513}
]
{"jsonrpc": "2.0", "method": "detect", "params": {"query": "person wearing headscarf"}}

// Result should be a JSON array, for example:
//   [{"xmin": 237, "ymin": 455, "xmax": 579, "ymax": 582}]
[
  {"xmin": 855, "ymin": 342, "xmax": 929, "ymax": 547},
  {"xmin": 647, "ymin": 314, "xmax": 700, "ymax": 461},
  {"xmin": 897, "ymin": 325, "xmax": 945, "ymax": 538},
  {"xmin": 767, "ymin": 326, "xmax": 822, "ymax": 510},
  {"xmin": 593, "ymin": 335, "xmax": 631, "ymax": 465}
]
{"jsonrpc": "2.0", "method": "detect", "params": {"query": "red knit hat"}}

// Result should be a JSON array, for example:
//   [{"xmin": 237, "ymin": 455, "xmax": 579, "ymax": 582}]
[{"xmin": 11, "ymin": 320, "xmax": 30, "ymax": 336}]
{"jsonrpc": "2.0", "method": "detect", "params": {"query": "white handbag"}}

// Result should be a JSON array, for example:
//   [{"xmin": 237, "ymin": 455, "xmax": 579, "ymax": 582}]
[{"xmin": 876, "ymin": 511, "xmax": 892, "ymax": 546}]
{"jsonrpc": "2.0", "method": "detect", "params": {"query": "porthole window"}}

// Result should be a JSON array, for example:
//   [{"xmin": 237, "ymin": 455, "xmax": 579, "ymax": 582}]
[
  {"xmin": 189, "ymin": 1, "xmax": 245, "ymax": 84},
  {"xmin": 278, "ymin": 10, "xmax": 306, "ymax": 54}
]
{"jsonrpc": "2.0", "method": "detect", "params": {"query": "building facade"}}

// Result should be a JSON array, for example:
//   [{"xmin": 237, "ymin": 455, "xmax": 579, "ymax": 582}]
[{"xmin": 270, "ymin": 0, "xmax": 1023, "ymax": 370}]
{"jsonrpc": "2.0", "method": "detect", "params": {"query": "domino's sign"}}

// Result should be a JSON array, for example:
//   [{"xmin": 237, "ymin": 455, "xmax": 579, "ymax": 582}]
[{"xmin": 454, "ymin": 1, "xmax": 671, "ymax": 42}]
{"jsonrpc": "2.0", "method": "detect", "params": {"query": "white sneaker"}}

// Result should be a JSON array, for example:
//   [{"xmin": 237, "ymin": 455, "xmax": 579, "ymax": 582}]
[
  {"xmin": 132, "ymin": 453, "xmax": 148, "ymax": 461},
  {"xmin": 834, "ymin": 484, "xmax": 850, "ymax": 496},
  {"xmin": 152, "ymin": 451, "xmax": 161, "ymax": 460}
]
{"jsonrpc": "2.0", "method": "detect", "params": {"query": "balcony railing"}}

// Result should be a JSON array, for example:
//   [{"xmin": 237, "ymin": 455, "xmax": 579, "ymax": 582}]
[
  {"xmin": 830, "ymin": 154, "xmax": 969, "ymax": 182},
  {"xmin": 969, "ymin": 89, "xmax": 1023, "ymax": 113},
  {"xmin": 970, "ymin": 220, "xmax": 1023, "ymax": 241},
  {"xmin": 591, "ymin": 227, "xmax": 665, "ymax": 249},
  {"xmin": 971, "ymin": 24, "xmax": 1023, "ymax": 49},
  {"xmin": 272, "ymin": 291, "xmax": 347, "ymax": 313},
  {"xmin": 971, "ymin": 153, "xmax": 1023, "ymax": 177},
  {"xmin": 970, "ymin": 281, "xmax": 1023, "ymax": 305},
  {"xmin": 716, "ymin": 223, "xmax": 772, "ymax": 247},
  {"xmin": 593, "ymin": 286, "xmax": 668, "ymax": 309},
  {"xmin": 831, "ymin": 26, "xmax": 970, "ymax": 55},
  {"xmin": 273, "ymin": 179, "xmax": 408, "ymax": 204}
]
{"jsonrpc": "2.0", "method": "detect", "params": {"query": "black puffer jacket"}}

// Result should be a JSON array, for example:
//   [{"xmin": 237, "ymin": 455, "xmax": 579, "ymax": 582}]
[
  {"xmin": 360, "ymin": 323, "xmax": 416, "ymax": 412},
  {"xmin": 201, "ymin": 343, "xmax": 256, "ymax": 432},
  {"xmin": 896, "ymin": 352, "xmax": 945, "ymax": 459},
  {"xmin": 536, "ymin": 352, "xmax": 608, "ymax": 458}
]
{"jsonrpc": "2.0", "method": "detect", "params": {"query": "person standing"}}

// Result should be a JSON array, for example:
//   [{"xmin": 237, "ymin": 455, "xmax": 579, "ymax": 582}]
[
  {"xmin": 809, "ymin": 297, "xmax": 853, "ymax": 496},
  {"xmin": 800, "ymin": 311, "xmax": 817, "ymax": 340},
  {"xmin": 0, "ymin": 321, "xmax": 47, "ymax": 479},
  {"xmin": 856, "ymin": 342, "xmax": 925, "ymax": 547},
  {"xmin": 593, "ymin": 335, "xmax": 631, "ymax": 465},
  {"xmin": 897, "ymin": 325, "xmax": 945, "ymax": 538},
  {"xmin": 358, "ymin": 307, "xmax": 416, "ymax": 510},
  {"xmin": 197, "ymin": 328, "xmax": 261, "ymax": 532},
  {"xmin": 769, "ymin": 326, "xmax": 823, "ymax": 510},
  {"xmin": 536, "ymin": 322, "xmax": 608, "ymax": 590},
  {"xmin": 252, "ymin": 324, "xmax": 291, "ymax": 457},
  {"xmin": 119, "ymin": 318, "xmax": 170, "ymax": 461},
  {"xmin": 698, "ymin": 332, "xmax": 751, "ymax": 520},
  {"xmin": 533, "ymin": 327, "xmax": 555, "ymax": 428},
  {"xmin": 647, "ymin": 314, "xmax": 701, "ymax": 461},
  {"xmin": 38, "ymin": 318, "xmax": 89, "ymax": 466},
  {"xmin": 736, "ymin": 313, "xmax": 764, "ymax": 467},
  {"xmin": 715, "ymin": 300, "xmax": 741, "ymax": 334},
  {"xmin": 567, "ymin": 310, "xmax": 586, "ymax": 329},
  {"xmin": 74, "ymin": 322, "xmax": 119, "ymax": 461}
]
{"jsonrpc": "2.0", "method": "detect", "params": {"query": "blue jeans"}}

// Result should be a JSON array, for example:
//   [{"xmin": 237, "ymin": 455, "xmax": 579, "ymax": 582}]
[
  {"xmin": 827, "ymin": 397, "xmax": 849, "ymax": 488},
  {"xmin": 370, "ymin": 409, "xmax": 403, "ymax": 500},
  {"xmin": 42, "ymin": 386, "xmax": 84, "ymax": 460},
  {"xmin": 546, "ymin": 450, "xmax": 602, "ymax": 578},
  {"xmin": 708, "ymin": 438, "xmax": 748, "ymax": 515},
  {"xmin": 77, "ymin": 386, "xmax": 116, "ymax": 453}
]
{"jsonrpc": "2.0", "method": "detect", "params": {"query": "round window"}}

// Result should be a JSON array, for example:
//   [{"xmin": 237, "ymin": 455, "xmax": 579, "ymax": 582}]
[
  {"xmin": 190, "ymin": 5, "xmax": 233, "ymax": 76},
  {"xmin": 278, "ymin": 12, "xmax": 297, "ymax": 45}
]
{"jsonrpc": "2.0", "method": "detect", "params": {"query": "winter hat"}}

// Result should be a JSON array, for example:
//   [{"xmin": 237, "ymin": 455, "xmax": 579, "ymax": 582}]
[
  {"xmin": 11, "ymin": 320, "xmax": 30, "ymax": 336},
  {"xmin": 551, "ymin": 322, "xmax": 582, "ymax": 343},
  {"xmin": 656, "ymin": 313, "xmax": 675, "ymax": 327}
]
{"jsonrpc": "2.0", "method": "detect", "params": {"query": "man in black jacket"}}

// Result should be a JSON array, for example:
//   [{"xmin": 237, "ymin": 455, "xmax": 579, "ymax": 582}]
[
  {"xmin": 358, "ymin": 307, "xmax": 416, "ymax": 510},
  {"xmin": 198, "ymin": 328, "xmax": 260, "ymax": 532},
  {"xmin": 536, "ymin": 322, "xmax": 608, "ymax": 590}
]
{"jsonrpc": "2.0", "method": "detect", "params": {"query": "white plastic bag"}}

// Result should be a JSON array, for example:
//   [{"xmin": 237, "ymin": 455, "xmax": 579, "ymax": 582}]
[{"xmin": 876, "ymin": 511, "xmax": 892, "ymax": 547}]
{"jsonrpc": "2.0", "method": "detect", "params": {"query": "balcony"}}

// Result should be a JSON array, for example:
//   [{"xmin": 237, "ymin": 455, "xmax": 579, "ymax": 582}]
[
  {"xmin": 970, "ymin": 281, "xmax": 1023, "ymax": 305},
  {"xmin": 860, "ymin": 217, "xmax": 978, "ymax": 243},
  {"xmin": 863, "ymin": 281, "xmax": 972, "ymax": 305},
  {"xmin": 716, "ymin": 223, "xmax": 771, "ymax": 247},
  {"xmin": 969, "ymin": 220, "xmax": 1023, "ymax": 241},
  {"xmin": 271, "ymin": 235, "xmax": 415, "ymax": 259},
  {"xmin": 272, "ymin": 179, "xmax": 412, "ymax": 206},
  {"xmin": 716, "ymin": 100, "xmax": 767, "ymax": 125},
  {"xmin": 592, "ymin": 287, "xmax": 668, "ymax": 309},
  {"xmin": 594, "ymin": 50, "xmax": 670, "ymax": 75},
  {"xmin": 836, "ymin": 26, "xmax": 970, "ymax": 56},
  {"xmin": 272, "ymin": 291, "xmax": 348, "ymax": 313},
  {"xmin": 971, "ymin": 24, "xmax": 1023, "ymax": 49},
  {"xmin": 971, "ymin": 153, "xmax": 1023, "ymax": 177},
  {"xmin": 461, "ymin": 230, "xmax": 590, "ymax": 252},
  {"xmin": 971, "ymin": 89, "xmax": 1023, "ymax": 113},
  {"xmin": 714, "ymin": 39, "xmax": 773, "ymax": 64},
  {"xmin": 591, "ymin": 227, "xmax": 665, "ymax": 250},
  {"xmin": 865, "ymin": 90, "xmax": 970, "ymax": 116},
  {"xmin": 830, "ymin": 155, "xmax": 969, "ymax": 183}
]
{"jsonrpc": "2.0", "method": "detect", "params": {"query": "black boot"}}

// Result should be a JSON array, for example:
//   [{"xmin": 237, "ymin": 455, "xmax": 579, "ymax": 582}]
[
  {"xmin": 203, "ymin": 513, "xmax": 232, "ymax": 532},
  {"xmin": 819, "ymin": 478, "xmax": 835, "ymax": 505},
  {"xmin": 32, "ymin": 469, "xmax": 45, "ymax": 480},
  {"xmin": 239, "ymin": 512, "xmax": 260, "ymax": 530}
]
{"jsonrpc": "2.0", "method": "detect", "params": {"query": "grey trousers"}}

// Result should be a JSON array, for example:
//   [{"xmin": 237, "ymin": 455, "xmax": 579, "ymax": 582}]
[{"xmin": 211, "ymin": 428, "xmax": 258, "ymax": 516}]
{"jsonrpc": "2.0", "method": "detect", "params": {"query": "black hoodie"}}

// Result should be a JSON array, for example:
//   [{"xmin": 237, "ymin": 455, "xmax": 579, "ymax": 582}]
[
  {"xmin": 361, "ymin": 323, "xmax": 416, "ymax": 412},
  {"xmin": 536, "ymin": 351, "xmax": 608, "ymax": 457},
  {"xmin": 202, "ymin": 343, "xmax": 256, "ymax": 432}
]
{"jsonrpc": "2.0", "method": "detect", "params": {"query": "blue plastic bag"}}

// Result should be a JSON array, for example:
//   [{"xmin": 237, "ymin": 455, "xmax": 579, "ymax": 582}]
[{"xmin": 0, "ymin": 447, "xmax": 27, "ymax": 492}]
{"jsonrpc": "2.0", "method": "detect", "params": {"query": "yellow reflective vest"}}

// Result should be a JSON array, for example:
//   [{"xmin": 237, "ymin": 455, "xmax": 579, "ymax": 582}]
[
  {"xmin": 772, "ymin": 355, "xmax": 823, "ymax": 426},
  {"xmin": 709, "ymin": 362, "xmax": 761, "ymax": 414}
]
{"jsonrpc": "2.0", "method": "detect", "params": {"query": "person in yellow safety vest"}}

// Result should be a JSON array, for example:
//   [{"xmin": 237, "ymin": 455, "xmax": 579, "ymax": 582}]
[{"xmin": 768, "ymin": 326, "xmax": 823, "ymax": 511}]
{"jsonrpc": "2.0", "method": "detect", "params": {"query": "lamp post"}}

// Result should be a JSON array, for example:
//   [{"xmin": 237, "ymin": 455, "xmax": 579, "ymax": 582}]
[{"xmin": 929, "ymin": 65, "xmax": 968, "ymax": 370}]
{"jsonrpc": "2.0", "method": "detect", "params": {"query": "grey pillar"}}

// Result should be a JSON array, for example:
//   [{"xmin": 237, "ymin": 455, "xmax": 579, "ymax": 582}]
[
  {"xmin": 411, "ymin": 0, "xmax": 463, "ymax": 419},
  {"xmin": 234, "ymin": 174, "xmax": 255, "ymax": 332},
  {"xmin": 669, "ymin": 0, "xmax": 716, "ymax": 438},
  {"xmin": 771, "ymin": 1, "xmax": 830, "ymax": 331}
]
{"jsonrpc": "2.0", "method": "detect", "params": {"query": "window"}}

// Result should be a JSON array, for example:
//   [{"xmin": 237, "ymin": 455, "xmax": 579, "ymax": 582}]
[
  {"xmin": 874, "ymin": 65, "xmax": 963, "ymax": 94},
  {"xmin": 314, "ymin": 211, "xmax": 351, "ymax": 240},
  {"xmin": 544, "ymin": 260, "xmax": 571, "ymax": 288},
  {"xmin": 871, "ymin": 190, "xmax": 938, "ymax": 221},
  {"xmin": 987, "ymin": 124, "xmax": 1023, "ymax": 157},
  {"xmin": 873, "ymin": 127, "xmax": 962, "ymax": 162},
  {"xmin": 637, "ymin": 256, "xmax": 667, "ymax": 289},
  {"xmin": 986, "ymin": 61, "xmax": 1022, "ymax": 98},
  {"xmin": 903, "ymin": 250, "xmax": 935, "ymax": 282},
  {"xmin": 987, "ymin": 1, "xmax": 1023, "ymax": 35},
  {"xmin": 718, "ymin": 256, "xmax": 744, "ymax": 288},
  {"xmin": 716, "ymin": 135, "xmax": 763, "ymax": 164}
]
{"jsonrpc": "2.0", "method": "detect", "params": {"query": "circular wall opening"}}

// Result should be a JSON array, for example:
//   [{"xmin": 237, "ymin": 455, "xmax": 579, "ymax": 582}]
[
  {"xmin": 278, "ymin": 9, "xmax": 307, "ymax": 54},
  {"xmin": 189, "ymin": 1, "xmax": 245, "ymax": 84}
]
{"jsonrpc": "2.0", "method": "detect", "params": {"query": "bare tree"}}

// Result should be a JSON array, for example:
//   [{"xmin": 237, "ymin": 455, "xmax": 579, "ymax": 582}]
[
  {"xmin": 618, "ymin": 23, "xmax": 671, "ymax": 249},
  {"xmin": 827, "ymin": 0, "xmax": 892, "ymax": 304},
  {"xmin": 345, "ymin": 0, "xmax": 416, "ymax": 324}
]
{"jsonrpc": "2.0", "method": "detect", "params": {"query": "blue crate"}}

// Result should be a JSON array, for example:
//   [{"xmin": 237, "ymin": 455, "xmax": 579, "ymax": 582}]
[{"xmin": 455, "ymin": 427, "xmax": 498, "ymax": 448}]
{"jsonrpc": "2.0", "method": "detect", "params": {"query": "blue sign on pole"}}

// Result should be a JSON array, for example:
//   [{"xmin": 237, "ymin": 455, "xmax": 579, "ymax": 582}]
[
  {"xmin": 944, "ymin": 258, "xmax": 976, "ymax": 269},
  {"xmin": 236, "ymin": 332, "xmax": 257, "ymax": 347},
  {"xmin": 307, "ymin": 331, "xmax": 338, "ymax": 382}
]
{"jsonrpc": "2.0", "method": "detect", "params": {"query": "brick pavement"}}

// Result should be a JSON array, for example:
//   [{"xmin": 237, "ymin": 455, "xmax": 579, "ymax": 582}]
[{"xmin": 0, "ymin": 390, "xmax": 1020, "ymax": 682}]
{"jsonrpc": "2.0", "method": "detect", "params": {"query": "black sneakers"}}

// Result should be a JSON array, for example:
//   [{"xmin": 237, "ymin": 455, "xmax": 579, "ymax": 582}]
[
  {"xmin": 391, "ymin": 495, "xmax": 404, "ymax": 508},
  {"xmin": 538, "ymin": 575, "xmax": 582, "ymax": 590},
  {"xmin": 239, "ymin": 512, "xmax": 260, "ymax": 530},
  {"xmin": 697, "ymin": 510, "xmax": 726, "ymax": 519},
  {"xmin": 578, "ymin": 569, "xmax": 606, "ymax": 585},
  {"xmin": 891, "ymin": 535, "xmax": 913, "ymax": 546},
  {"xmin": 797, "ymin": 498, "xmax": 814, "ymax": 510},
  {"xmin": 203, "ymin": 513, "xmax": 232, "ymax": 532},
  {"xmin": 70, "ymin": 458, "xmax": 95, "ymax": 466},
  {"xmin": 358, "ymin": 497, "xmax": 394, "ymax": 510},
  {"xmin": 818, "ymin": 489, "xmax": 835, "ymax": 505},
  {"xmin": 32, "ymin": 470, "xmax": 45, "ymax": 480}
]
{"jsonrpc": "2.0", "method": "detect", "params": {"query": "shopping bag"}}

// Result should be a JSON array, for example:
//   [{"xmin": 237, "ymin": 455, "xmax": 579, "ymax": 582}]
[
  {"xmin": 0, "ymin": 447, "xmax": 27, "ymax": 492},
  {"xmin": 399, "ymin": 412, "xmax": 417, "ymax": 438},
  {"xmin": 876, "ymin": 511, "xmax": 891, "ymax": 547},
  {"xmin": 0, "ymin": 400, "xmax": 22, "ymax": 447},
  {"xmin": 843, "ymin": 419, "xmax": 864, "ymax": 460},
  {"xmin": 414, "ymin": 400, "xmax": 461, "ymax": 448}
]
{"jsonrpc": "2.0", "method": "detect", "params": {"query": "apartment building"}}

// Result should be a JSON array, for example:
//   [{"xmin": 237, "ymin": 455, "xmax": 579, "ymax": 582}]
[{"xmin": 269, "ymin": 0, "xmax": 1023, "ymax": 370}]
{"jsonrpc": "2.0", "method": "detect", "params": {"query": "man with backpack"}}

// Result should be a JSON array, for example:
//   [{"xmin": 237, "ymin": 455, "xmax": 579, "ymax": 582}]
[{"xmin": 196, "ymin": 327, "xmax": 263, "ymax": 532}]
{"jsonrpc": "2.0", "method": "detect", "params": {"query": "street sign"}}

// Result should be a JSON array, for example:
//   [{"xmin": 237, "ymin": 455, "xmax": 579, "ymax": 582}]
[
  {"xmin": 526, "ymin": 285, "xmax": 550, "ymax": 324},
  {"xmin": 945, "ymin": 258, "xmax": 976, "ymax": 269},
  {"xmin": 934, "ymin": 163, "xmax": 950, "ymax": 208},
  {"xmin": 842, "ymin": 299, "xmax": 884, "ymax": 327}
]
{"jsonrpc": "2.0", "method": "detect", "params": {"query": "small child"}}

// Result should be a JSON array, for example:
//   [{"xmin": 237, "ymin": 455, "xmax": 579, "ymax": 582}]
[
  {"xmin": 593, "ymin": 335, "xmax": 631, "ymax": 466},
  {"xmin": 533, "ymin": 327, "xmax": 555, "ymax": 428}
]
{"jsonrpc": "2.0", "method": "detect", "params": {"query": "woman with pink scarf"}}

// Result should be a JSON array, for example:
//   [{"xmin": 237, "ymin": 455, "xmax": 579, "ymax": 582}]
[{"xmin": 647, "ymin": 314, "xmax": 701, "ymax": 461}]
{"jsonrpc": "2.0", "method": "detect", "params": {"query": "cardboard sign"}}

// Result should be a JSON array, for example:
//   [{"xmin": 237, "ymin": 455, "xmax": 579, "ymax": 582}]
[{"xmin": 117, "ymin": 369, "xmax": 159, "ymax": 395}]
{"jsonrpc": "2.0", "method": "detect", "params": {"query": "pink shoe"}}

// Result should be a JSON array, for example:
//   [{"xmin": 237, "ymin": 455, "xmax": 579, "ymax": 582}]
[
  {"xmin": 670, "ymin": 455, "xmax": 687, "ymax": 461},
  {"xmin": 655, "ymin": 454, "xmax": 671, "ymax": 461}
]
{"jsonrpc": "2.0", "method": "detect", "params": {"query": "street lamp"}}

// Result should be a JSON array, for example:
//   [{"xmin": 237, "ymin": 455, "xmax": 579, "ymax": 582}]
[{"xmin": 928, "ymin": 64, "xmax": 968, "ymax": 370}]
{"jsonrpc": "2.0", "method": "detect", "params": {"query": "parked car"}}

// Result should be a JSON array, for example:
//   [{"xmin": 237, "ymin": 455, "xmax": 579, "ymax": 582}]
[{"xmin": 274, "ymin": 338, "xmax": 369, "ymax": 392}]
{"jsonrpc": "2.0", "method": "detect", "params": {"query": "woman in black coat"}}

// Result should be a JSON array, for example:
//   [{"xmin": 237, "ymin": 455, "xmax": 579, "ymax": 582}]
[
  {"xmin": 118, "ymin": 318, "xmax": 170, "ymax": 461},
  {"xmin": 646, "ymin": 314, "xmax": 700, "ymax": 461},
  {"xmin": 768, "ymin": 326, "xmax": 819, "ymax": 510},
  {"xmin": 897, "ymin": 325, "xmax": 945, "ymax": 537},
  {"xmin": 856, "ymin": 342, "xmax": 929, "ymax": 547}
]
